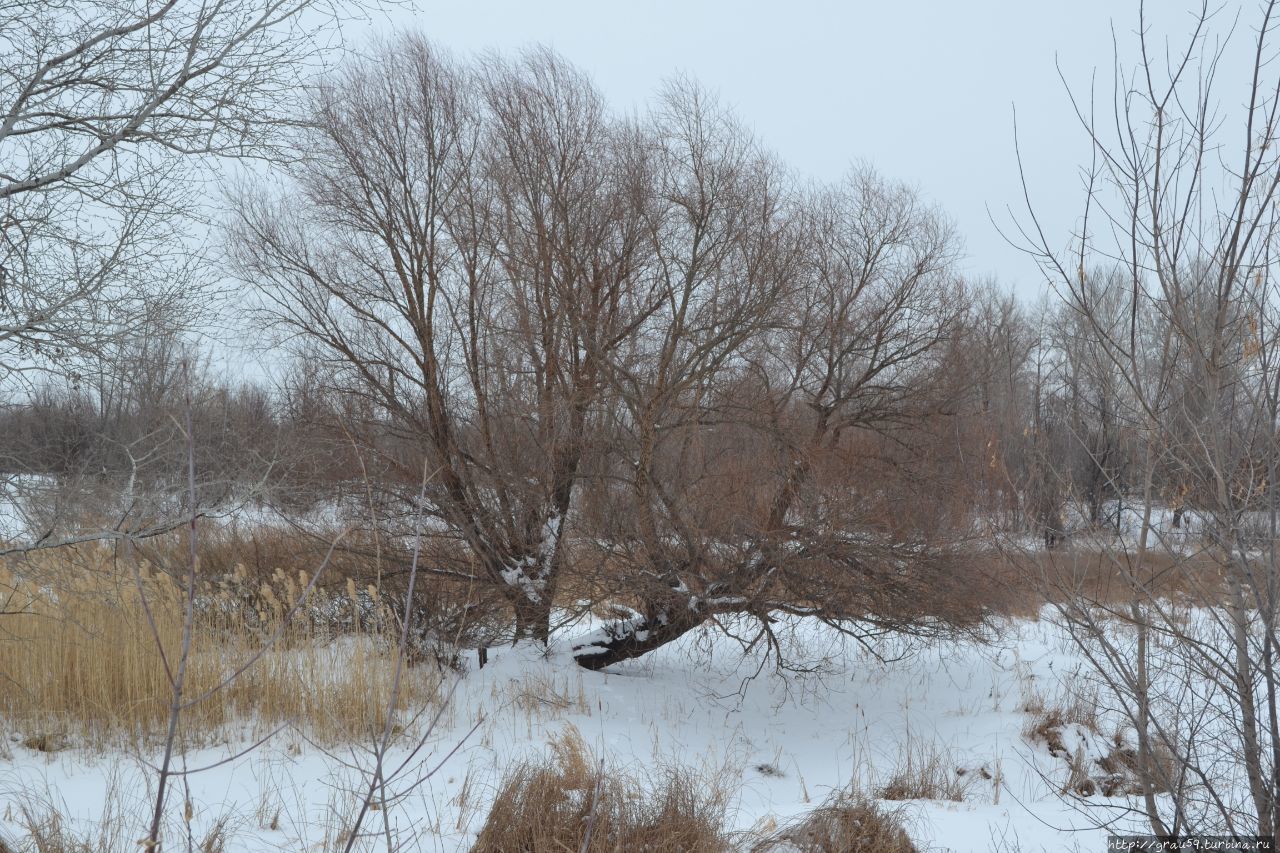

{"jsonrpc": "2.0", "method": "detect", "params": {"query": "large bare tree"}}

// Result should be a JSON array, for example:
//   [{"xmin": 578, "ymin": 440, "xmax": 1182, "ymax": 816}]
[
  {"xmin": 232, "ymin": 37, "xmax": 654, "ymax": 642},
  {"xmin": 570, "ymin": 149, "xmax": 981, "ymax": 668},
  {"xmin": 235, "ymin": 36, "xmax": 987, "ymax": 666}
]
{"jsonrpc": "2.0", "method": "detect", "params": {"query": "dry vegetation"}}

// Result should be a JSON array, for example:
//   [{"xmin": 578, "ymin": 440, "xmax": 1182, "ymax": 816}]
[
  {"xmin": 471, "ymin": 727, "xmax": 734, "ymax": 853},
  {"xmin": 1020, "ymin": 683, "xmax": 1177, "ymax": 799},
  {"xmin": 1020, "ymin": 684, "xmax": 1102, "ymax": 757},
  {"xmin": 2, "ymin": 515, "xmax": 1228, "ymax": 754},
  {"xmin": 975, "ymin": 546, "xmax": 1232, "ymax": 620},
  {"xmin": 875, "ymin": 740, "xmax": 975, "ymax": 803},
  {"xmin": 751, "ymin": 790, "xmax": 918, "ymax": 853},
  {"xmin": 0, "ymin": 545, "xmax": 445, "ymax": 748},
  {"xmin": 6, "ymin": 0, "xmax": 1279, "ymax": 846}
]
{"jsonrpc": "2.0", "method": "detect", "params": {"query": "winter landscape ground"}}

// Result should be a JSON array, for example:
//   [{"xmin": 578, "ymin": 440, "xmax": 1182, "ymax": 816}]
[
  {"xmin": 0, "ymin": 506, "xmax": 1238, "ymax": 851},
  {"xmin": 0, "ymin": 596, "xmax": 1155, "ymax": 851}
]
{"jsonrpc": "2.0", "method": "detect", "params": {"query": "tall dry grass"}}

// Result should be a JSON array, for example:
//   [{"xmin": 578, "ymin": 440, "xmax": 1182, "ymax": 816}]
[
  {"xmin": 0, "ymin": 548, "xmax": 445, "ymax": 748},
  {"xmin": 875, "ymin": 739, "xmax": 975, "ymax": 803},
  {"xmin": 0, "ymin": 769, "xmax": 243, "ymax": 853}
]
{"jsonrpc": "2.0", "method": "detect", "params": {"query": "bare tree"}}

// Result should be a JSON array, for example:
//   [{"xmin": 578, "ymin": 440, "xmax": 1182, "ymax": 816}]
[
  {"xmin": 570, "ymin": 127, "xmax": 983, "ymax": 668},
  {"xmin": 568, "ymin": 78, "xmax": 800, "ymax": 667},
  {"xmin": 0, "ymin": 0, "xmax": 381, "ymax": 555},
  {"xmin": 0, "ymin": 0, "xmax": 371, "ymax": 383},
  {"xmin": 235, "ymin": 36, "xmax": 987, "ymax": 670},
  {"xmin": 231, "ymin": 36, "xmax": 653, "ymax": 643},
  {"xmin": 1015, "ymin": 0, "xmax": 1280, "ymax": 837}
]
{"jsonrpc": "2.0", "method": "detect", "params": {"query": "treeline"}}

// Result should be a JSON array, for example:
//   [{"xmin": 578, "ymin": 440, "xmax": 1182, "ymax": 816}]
[{"xmin": 6, "ymin": 268, "xmax": 1266, "ymax": 549}]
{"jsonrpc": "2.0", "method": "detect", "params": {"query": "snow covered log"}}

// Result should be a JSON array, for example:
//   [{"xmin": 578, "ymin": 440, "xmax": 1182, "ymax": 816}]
[{"xmin": 570, "ymin": 609, "xmax": 705, "ymax": 670}]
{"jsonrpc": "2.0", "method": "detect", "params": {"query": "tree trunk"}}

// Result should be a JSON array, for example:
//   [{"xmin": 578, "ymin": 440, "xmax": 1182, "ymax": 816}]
[
  {"xmin": 500, "ymin": 511, "xmax": 566, "ymax": 645},
  {"xmin": 512, "ymin": 595, "xmax": 553, "ymax": 645},
  {"xmin": 570, "ymin": 607, "xmax": 707, "ymax": 670}
]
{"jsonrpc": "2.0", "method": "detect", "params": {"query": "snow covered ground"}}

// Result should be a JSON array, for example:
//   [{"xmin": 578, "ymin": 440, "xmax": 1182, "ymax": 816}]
[{"xmin": 0, "ymin": 610, "xmax": 1162, "ymax": 851}]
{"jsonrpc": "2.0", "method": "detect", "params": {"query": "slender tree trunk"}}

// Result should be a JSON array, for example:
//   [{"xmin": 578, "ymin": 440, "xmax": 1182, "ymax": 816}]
[
  {"xmin": 1132, "ymin": 461, "xmax": 1171, "ymax": 836},
  {"xmin": 1228, "ymin": 565, "xmax": 1273, "ymax": 835}
]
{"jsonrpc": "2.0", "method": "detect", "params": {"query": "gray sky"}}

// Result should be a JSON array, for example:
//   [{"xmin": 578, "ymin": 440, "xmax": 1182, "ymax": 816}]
[{"xmin": 355, "ymin": 0, "xmax": 1214, "ymax": 299}]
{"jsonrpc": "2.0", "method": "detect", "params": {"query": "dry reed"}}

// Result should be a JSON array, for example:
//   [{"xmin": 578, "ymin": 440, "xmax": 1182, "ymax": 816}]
[{"xmin": 0, "ymin": 547, "xmax": 444, "ymax": 749}]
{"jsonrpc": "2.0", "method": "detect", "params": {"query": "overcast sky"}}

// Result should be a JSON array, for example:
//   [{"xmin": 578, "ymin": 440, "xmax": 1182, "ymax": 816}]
[{"xmin": 350, "ymin": 0, "xmax": 1223, "ymax": 300}]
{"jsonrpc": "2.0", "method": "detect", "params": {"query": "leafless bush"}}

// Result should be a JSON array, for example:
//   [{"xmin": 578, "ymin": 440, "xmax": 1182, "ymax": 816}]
[{"xmin": 1020, "ymin": 686, "xmax": 1102, "ymax": 758}]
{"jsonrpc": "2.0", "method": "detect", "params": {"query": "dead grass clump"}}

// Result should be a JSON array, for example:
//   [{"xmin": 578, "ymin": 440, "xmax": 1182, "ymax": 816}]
[
  {"xmin": 19, "ymin": 732, "xmax": 69, "ymax": 754},
  {"xmin": 471, "ymin": 727, "xmax": 732, "ymax": 853},
  {"xmin": 145, "ymin": 523, "xmax": 374, "ymax": 589},
  {"xmin": 140, "ymin": 524, "xmax": 511, "ymax": 651},
  {"xmin": 752, "ymin": 790, "xmax": 918, "ymax": 853},
  {"xmin": 194, "ymin": 816, "xmax": 233, "ymax": 853},
  {"xmin": 1020, "ymin": 685, "xmax": 1101, "ymax": 760},
  {"xmin": 1093, "ymin": 731, "xmax": 1178, "ymax": 798},
  {"xmin": 2, "ymin": 776, "xmax": 132, "ymax": 853},
  {"xmin": 876, "ymin": 740, "xmax": 973, "ymax": 802},
  {"xmin": 8, "ymin": 806, "xmax": 103, "ymax": 853},
  {"xmin": 1021, "ymin": 687, "xmax": 1178, "ymax": 798},
  {"xmin": 3, "ymin": 785, "xmax": 236, "ymax": 853},
  {"xmin": 1062, "ymin": 744, "xmax": 1096, "ymax": 797},
  {"xmin": 1023, "ymin": 712, "xmax": 1069, "ymax": 759},
  {"xmin": 507, "ymin": 671, "xmax": 589, "ymax": 718}
]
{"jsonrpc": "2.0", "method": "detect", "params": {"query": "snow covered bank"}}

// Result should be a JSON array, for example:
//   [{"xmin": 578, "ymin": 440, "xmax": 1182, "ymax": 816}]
[{"xmin": 0, "ymin": 613, "xmax": 1167, "ymax": 850}]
